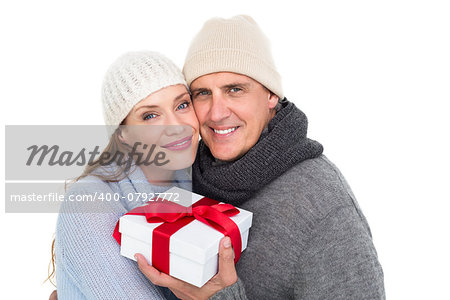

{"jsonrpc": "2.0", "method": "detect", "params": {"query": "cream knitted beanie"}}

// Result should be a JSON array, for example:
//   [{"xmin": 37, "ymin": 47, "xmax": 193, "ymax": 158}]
[
  {"xmin": 183, "ymin": 15, "xmax": 283, "ymax": 99},
  {"xmin": 102, "ymin": 51, "xmax": 186, "ymax": 128}
]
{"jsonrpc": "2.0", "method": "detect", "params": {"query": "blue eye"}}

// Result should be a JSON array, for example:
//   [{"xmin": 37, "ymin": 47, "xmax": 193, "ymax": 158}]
[
  {"xmin": 143, "ymin": 113, "xmax": 157, "ymax": 120},
  {"xmin": 197, "ymin": 90, "xmax": 210, "ymax": 96},
  {"xmin": 230, "ymin": 87, "xmax": 242, "ymax": 93},
  {"xmin": 177, "ymin": 101, "xmax": 190, "ymax": 110}
]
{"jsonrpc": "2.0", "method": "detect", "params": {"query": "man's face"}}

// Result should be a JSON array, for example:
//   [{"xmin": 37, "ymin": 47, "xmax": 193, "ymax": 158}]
[{"xmin": 190, "ymin": 72, "xmax": 279, "ymax": 161}]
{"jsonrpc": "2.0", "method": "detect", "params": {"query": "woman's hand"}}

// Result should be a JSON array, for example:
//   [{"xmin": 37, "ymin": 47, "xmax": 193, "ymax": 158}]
[
  {"xmin": 136, "ymin": 236, "xmax": 237, "ymax": 300},
  {"xmin": 49, "ymin": 290, "xmax": 57, "ymax": 300}
]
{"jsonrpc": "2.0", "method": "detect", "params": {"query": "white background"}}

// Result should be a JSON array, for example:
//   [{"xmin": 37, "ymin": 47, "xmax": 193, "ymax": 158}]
[{"xmin": 1, "ymin": 0, "xmax": 449, "ymax": 299}]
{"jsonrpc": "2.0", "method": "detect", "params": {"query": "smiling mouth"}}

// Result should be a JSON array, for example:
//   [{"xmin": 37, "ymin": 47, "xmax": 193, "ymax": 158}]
[
  {"xmin": 161, "ymin": 136, "xmax": 192, "ymax": 150},
  {"xmin": 211, "ymin": 126, "xmax": 239, "ymax": 135}
]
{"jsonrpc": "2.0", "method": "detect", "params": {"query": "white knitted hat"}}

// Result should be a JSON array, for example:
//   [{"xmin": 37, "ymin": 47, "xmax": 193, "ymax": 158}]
[
  {"xmin": 183, "ymin": 15, "xmax": 283, "ymax": 99},
  {"xmin": 102, "ymin": 51, "xmax": 186, "ymax": 128}
]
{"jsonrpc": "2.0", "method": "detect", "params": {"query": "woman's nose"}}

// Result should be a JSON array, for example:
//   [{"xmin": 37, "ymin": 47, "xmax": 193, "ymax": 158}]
[
  {"xmin": 162, "ymin": 113, "xmax": 186, "ymax": 136},
  {"xmin": 163, "ymin": 124, "xmax": 185, "ymax": 136}
]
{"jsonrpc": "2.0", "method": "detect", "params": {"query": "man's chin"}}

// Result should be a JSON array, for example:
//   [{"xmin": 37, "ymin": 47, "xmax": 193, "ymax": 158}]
[
  {"xmin": 202, "ymin": 138, "xmax": 244, "ymax": 162},
  {"xmin": 209, "ymin": 148, "xmax": 242, "ymax": 162}
]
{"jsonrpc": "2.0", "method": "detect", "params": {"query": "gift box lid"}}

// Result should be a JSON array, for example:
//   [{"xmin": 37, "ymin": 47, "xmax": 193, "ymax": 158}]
[{"xmin": 118, "ymin": 187, "xmax": 253, "ymax": 265}]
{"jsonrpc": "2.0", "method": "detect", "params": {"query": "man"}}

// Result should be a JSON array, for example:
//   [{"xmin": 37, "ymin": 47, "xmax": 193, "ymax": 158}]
[{"xmin": 138, "ymin": 15, "xmax": 385, "ymax": 299}]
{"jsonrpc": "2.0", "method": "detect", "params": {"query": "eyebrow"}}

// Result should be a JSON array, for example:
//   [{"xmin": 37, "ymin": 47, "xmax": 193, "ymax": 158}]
[
  {"xmin": 221, "ymin": 82, "xmax": 251, "ymax": 90},
  {"xmin": 174, "ymin": 92, "xmax": 189, "ymax": 101},
  {"xmin": 134, "ymin": 92, "xmax": 189, "ymax": 113},
  {"xmin": 191, "ymin": 82, "xmax": 251, "ymax": 95}
]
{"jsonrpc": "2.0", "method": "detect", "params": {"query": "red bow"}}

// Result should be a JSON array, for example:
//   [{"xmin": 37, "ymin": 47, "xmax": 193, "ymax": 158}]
[{"xmin": 113, "ymin": 197, "xmax": 242, "ymax": 275}]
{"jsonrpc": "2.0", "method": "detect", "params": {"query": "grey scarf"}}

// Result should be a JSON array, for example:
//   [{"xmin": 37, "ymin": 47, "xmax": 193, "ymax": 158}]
[{"xmin": 192, "ymin": 99, "xmax": 324, "ymax": 206}]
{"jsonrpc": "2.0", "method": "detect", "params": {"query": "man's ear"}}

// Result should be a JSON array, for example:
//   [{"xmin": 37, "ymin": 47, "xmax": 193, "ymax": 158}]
[{"xmin": 268, "ymin": 92, "xmax": 279, "ymax": 109}]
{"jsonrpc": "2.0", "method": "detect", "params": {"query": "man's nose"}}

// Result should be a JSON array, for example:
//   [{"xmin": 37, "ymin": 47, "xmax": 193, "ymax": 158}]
[{"xmin": 209, "ymin": 93, "xmax": 231, "ymax": 123}]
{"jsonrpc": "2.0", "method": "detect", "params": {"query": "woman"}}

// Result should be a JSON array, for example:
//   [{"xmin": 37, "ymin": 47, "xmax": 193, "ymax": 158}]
[{"xmin": 53, "ymin": 51, "xmax": 199, "ymax": 299}]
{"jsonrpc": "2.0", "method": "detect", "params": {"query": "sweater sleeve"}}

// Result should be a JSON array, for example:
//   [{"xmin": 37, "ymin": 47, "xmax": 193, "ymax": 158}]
[
  {"xmin": 208, "ymin": 277, "xmax": 248, "ymax": 300},
  {"xmin": 295, "ymin": 205, "xmax": 385, "ymax": 300},
  {"xmin": 55, "ymin": 185, "xmax": 165, "ymax": 300}
]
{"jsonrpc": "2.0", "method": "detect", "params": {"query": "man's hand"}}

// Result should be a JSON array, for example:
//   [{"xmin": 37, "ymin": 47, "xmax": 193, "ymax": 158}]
[{"xmin": 136, "ymin": 236, "xmax": 237, "ymax": 300}]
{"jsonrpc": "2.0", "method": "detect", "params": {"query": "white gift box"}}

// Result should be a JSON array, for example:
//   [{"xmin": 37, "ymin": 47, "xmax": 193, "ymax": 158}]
[{"xmin": 118, "ymin": 186, "xmax": 253, "ymax": 287}]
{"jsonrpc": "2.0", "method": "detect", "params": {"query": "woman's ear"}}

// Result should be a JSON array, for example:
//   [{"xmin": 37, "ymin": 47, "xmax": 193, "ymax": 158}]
[
  {"xmin": 116, "ymin": 118, "xmax": 130, "ymax": 144},
  {"xmin": 117, "ymin": 127, "xmax": 128, "ymax": 144}
]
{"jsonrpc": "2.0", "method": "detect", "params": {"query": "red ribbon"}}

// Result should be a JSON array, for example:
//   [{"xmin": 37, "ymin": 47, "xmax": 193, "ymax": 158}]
[{"xmin": 113, "ymin": 196, "xmax": 242, "ymax": 275}]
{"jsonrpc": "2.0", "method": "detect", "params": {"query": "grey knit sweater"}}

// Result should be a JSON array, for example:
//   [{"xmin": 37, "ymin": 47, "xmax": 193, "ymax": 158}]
[
  {"xmin": 191, "ymin": 100, "xmax": 385, "ymax": 299},
  {"xmin": 210, "ymin": 155, "xmax": 385, "ymax": 299}
]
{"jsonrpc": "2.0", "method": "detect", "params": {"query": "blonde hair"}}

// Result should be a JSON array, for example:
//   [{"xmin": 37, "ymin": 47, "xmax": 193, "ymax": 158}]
[{"xmin": 46, "ymin": 127, "xmax": 134, "ymax": 285}]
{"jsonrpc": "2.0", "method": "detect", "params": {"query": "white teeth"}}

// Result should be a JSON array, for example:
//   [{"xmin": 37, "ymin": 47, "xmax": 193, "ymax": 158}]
[
  {"xmin": 173, "ymin": 140, "xmax": 188, "ymax": 146},
  {"xmin": 214, "ymin": 127, "xmax": 237, "ymax": 135}
]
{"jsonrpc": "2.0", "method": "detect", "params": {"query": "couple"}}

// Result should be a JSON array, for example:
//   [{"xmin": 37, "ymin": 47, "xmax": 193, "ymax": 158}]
[{"xmin": 52, "ymin": 15, "xmax": 385, "ymax": 299}]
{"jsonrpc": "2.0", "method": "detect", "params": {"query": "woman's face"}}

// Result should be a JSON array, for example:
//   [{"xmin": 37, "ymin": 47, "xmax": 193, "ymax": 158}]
[{"xmin": 120, "ymin": 84, "xmax": 199, "ymax": 171}]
